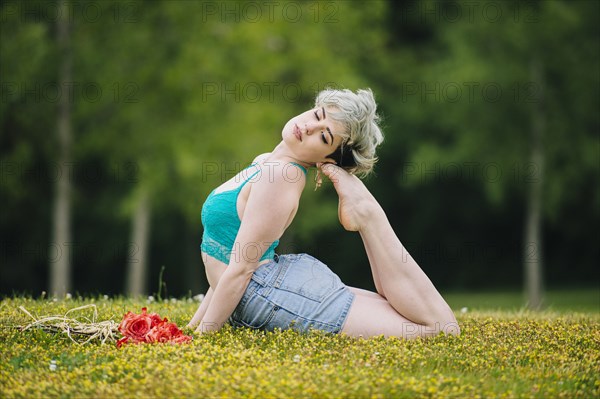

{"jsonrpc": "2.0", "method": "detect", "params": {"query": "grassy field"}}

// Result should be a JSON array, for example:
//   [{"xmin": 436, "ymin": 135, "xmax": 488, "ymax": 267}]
[
  {"xmin": 1, "ymin": 291, "xmax": 598, "ymax": 398},
  {"xmin": 443, "ymin": 287, "xmax": 600, "ymax": 313}
]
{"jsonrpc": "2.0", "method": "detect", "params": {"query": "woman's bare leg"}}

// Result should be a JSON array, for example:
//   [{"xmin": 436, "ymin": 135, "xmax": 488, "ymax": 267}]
[
  {"xmin": 343, "ymin": 287, "xmax": 440, "ymax": 338},
  {"xmin": 359, "ymin": 233, "xmax": 386, "ymax": 298},
  {"xmin": 321, "ymin": 164, "xmax": 458, "ymax": 334}
]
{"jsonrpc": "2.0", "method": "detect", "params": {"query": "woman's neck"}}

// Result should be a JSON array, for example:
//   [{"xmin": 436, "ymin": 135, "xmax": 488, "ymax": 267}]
[{"xmin": 268, "ymin": 142, "xmax": 313, "ymax": 169}]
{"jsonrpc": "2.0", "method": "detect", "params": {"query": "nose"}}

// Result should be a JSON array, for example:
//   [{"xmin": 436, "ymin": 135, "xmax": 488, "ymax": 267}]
[{"xmin": 304, "ymin": 122, "xmax": 316, "ymax": 135}]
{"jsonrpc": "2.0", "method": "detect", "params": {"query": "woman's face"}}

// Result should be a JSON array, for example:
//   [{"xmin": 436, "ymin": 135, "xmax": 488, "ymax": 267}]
[{"xmin": 281, "ymin": 106, "xmax": 346, "ymax": 164}]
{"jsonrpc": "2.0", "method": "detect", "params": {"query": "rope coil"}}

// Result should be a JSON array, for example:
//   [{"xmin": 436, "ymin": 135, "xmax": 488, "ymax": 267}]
[{"xmin": 18, "ymin": 304, "xmax": 119, "ymax": 345}]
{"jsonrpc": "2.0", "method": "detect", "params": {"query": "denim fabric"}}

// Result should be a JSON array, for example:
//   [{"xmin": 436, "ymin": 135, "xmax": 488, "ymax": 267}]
[{"xmin": 229, "ymin": 253, "xmax": 354, "ymax": 334}]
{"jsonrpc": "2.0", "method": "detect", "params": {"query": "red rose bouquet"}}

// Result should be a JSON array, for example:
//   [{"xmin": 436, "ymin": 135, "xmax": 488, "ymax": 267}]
[{"xmin": 116, "ymin": 307, "xmax": 192, "ymax": 348}]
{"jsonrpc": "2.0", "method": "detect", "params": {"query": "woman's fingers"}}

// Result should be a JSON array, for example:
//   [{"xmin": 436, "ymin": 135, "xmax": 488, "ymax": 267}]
[{"xmin": 318, "ymin": 163, "xmax": 343, "ymax": 186}]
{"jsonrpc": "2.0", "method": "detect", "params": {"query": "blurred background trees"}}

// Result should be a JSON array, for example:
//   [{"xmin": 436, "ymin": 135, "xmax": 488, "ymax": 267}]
[{"xmin": 1, "ymin": 0, "xmax": 598, "ymax": 308}]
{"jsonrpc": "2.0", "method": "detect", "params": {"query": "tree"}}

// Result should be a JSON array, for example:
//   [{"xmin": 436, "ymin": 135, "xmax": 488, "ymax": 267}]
[
  {"xmin": 525, "ymin": 56, "xmax": 545, "ymax": 309},
  {"xmin": 50, "ymin": 0, "xmax": 73, "ymax": 297},
  {"xmin": 387, "ymin": 0, "xmax": 599, "ymax": 307},
  {"xmin": 1, "ymin": 0, "xmax": 56, "ymax": 295}
]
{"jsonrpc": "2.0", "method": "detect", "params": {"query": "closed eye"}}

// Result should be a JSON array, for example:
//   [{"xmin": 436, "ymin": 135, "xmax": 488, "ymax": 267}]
[{"xmin": 315, "ymin": 108, "xmax": 332, "ymax": 145}]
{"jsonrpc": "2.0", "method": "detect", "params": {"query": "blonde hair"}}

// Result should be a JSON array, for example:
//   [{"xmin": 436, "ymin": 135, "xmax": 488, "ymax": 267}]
[{"xmin": 315, "ymin": 88, "xmax": 384, "ymax": 177}]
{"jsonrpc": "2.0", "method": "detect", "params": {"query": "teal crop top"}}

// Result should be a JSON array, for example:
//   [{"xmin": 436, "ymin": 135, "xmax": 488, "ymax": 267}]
[{"xmin": 201, "ymin": 162, "xmax": 307, "ymax": 264}]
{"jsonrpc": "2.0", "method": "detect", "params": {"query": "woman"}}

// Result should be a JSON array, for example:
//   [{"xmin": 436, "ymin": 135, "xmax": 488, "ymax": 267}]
[{"xmin": 187, "ymin": 88, "xmax": 459, "ymax": 339}]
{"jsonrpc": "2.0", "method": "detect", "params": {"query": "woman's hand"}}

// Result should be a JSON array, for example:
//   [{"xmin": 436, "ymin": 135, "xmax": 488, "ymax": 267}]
[
  {"xmin": 186, "ymin": 287, "xmax": 214, "ymax": 329},
  {"xmin": 195, "ymin": 320, "xmax": 224, "ymax": 334}
]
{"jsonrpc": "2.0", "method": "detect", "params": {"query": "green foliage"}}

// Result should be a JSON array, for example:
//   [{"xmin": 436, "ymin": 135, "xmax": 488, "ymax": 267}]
[
  {"xmin": 390, "ymin": 0, "xmax": 599, "ymax": 215},
  {"xmin": 444, "ymin": 288, "xmax": 600, "ymax": 313},
  {"xmin": 1, "ymin": 296, "xmax": 599, "ymax": 398},
  {"xmin": 1, "ymin": 0, "xmax": 598, "ymax": 295}
]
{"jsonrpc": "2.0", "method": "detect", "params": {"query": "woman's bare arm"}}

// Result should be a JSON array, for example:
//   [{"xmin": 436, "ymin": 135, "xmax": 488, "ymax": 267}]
[
  {"xmin": 196, "ymin": 164, "xmax": 304, "ymax": 333},
  {"xmin": 186, "ymin": 286, "xmax": 214, "ymax": 329}
]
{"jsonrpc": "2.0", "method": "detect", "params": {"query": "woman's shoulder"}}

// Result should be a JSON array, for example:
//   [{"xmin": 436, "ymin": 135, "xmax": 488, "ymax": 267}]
[
  {"xmin": 252, "ymin": 152, "xmax": 271, "ymax": 164},
  {"xmin": 249, "ymin": 156, "xmax": 306, "ymax": 194}
]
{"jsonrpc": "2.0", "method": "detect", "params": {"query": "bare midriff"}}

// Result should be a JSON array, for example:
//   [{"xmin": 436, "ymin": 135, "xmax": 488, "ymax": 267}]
[
  {"xmin": 201, "ymin": 154, "xmax": 292, "ymax": 289},
  {"xmin": 203, "ymin": 253, "xmax": 272, "ymax": 288}
]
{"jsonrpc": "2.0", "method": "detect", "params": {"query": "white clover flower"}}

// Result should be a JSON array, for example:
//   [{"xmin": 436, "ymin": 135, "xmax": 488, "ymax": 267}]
[
  {"xmin": 460, "ymin": 307, "xmax": 468, "ymax": 314},
  {"xmin": 65, "ymin": 293, "xmax": 72, "ymax": 299},
  {"xmin": 193, "ymin": 294, "xmax": 205, "ymax": 302}
]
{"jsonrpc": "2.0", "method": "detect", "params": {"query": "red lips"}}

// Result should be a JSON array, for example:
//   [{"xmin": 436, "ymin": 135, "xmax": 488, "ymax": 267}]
[{"xmin": 293, "ymin": 124, "xmax": 302, "ymax": 142}]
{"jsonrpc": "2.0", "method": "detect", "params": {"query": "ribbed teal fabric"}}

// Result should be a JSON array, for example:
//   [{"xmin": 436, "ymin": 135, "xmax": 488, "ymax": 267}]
[{"xmin": 201, "ymin": 162, "xmax": 307, "ymax": 264}]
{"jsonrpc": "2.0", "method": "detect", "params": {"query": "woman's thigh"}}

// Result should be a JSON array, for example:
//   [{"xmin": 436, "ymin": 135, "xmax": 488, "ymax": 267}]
[
  {"xmin": 342, "ymin": 286, "xmax": 436, "ymax": 339},
  {"xmin": 348, "ymin": 286, "xmax": 385, "ymax": 300}
]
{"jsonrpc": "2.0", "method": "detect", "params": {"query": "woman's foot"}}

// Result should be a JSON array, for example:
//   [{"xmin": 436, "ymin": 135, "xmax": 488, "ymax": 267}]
[{"xmin": 319, "ymin": 163, "xmax": 381, "ymax": 231}]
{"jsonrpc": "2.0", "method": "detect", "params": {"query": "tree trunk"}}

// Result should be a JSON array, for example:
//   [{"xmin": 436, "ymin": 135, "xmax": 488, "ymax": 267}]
[
  {"xmin": 524, "ymin": 57, "xmax": 545, "ymax": 310},
  {"xmin": 126, "ymin": 189, "xmax": 151, "ymax": 296},
  {"xmin": 50, "ymin": 0, "xmax": 72, "ymax": 298},
  {"xmin": 185, "ymin": 225, "xmax": 205, "ymax": 296}
]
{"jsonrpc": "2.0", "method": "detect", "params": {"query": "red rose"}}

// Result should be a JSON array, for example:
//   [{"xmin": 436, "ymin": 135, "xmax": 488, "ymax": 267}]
[
  {"xmin": 171, "ymin": 333, "xmax": 192, "ymax": 344},
  {"xmin": 146, "ymin": 321, "xmax": 192, "ymax": 344},
  {"xmin": 118, "ymin": 307, "xmax": 156, "ymax": 341},
  {"xmin": 116, "ymin": 307, "xmax": 192, "ymax": 347},
  {"xmin": 116, "ymin": 336, "xmax": 130, "ymax": 349},
  {"xmin": 146, "ymin": 323, "xmax": 172, "ymax": 343}
]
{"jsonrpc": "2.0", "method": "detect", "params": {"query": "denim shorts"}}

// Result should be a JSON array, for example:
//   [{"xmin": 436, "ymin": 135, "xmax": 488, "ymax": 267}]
[{"xmin": 228, "ymin": 253, "xmax": 355, "ymax": 334}]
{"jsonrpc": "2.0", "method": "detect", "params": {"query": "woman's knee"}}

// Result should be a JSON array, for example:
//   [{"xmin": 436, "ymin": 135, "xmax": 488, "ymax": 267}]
[
  {"xmin": 341, "ymin": 295, "xmax": 460, "ymax": 339},
  {"xmin": 425, "ymin": 311, "xmax": 460, "ymax": 336},
  {"xmin": 341, "ymin": 294, "xmax": 418, "ymax": 338}
]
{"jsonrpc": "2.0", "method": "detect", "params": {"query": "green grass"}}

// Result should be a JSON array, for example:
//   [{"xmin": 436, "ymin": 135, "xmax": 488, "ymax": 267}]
[
  {"xmin": 443, "ymin": 287, "xmax": 600, "ymax": 312},
  {"xmin": 1, "ymin": 293, "xmax": 598, "ymax": 399}
]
